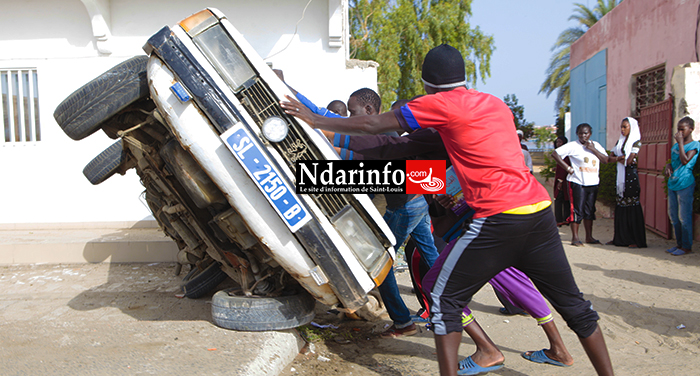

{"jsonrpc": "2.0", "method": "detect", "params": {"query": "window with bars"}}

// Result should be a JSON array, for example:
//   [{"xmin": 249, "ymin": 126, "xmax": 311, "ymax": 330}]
[
  {"xmin": 2, "ymin": 69, "xmax": 41, "ymax": 143},
  {"xmin": 633, "ymin": 65, "xmax": 665, "ymax": 116}
]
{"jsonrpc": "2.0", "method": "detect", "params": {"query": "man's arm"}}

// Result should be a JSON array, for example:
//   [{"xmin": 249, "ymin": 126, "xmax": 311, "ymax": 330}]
[
  {"xmin": 551, "ymin": 150, "xmax": 575, "ymax": 175},
  {"xmin": 523, "ymin": 150, "xmax": 533, "ymax": 174},
  {"xmin": 281, "ymin": 96, "xmax": 403, "ymax": 135},
  {"xmin": 273, "ymin": 70, "xmax": 341, "ymax": 118},
  {"xmin": 585, "ymin": 141, "xmax": 614, "ymax": 163},
  {"xmin": 334, "ymin": 147, "xmax": 360, "ymax": 160},
  {"xmin": 674, "ymin": 132, "xmax": 698, "ymax": 165},
  {"xmin": 335, "ymin": 129, "xmax": 444, "ymax": 160},
  {"xmin": 295, "ymin": 92, "xmax": 342, "ymax": 118}
]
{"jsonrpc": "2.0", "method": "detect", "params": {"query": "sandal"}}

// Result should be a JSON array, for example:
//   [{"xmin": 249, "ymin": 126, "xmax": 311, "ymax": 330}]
[
  {"xmin": 457, "ymin": 356, "xmax": 503, "ymax": 375},
  {"xmin": 570, "ymin": 240, "xmax": 584, "ymax": 247},
  {"xmin": 671, "ymin": 248, "xmax": 691, "ymax": 256},
  {"xmin": 586, "ymin": 239, "xmax": 602, "ymax": 245},
  {"xmin": 522, "ymin": 349, "xmax": 570, "ymax": 367}
]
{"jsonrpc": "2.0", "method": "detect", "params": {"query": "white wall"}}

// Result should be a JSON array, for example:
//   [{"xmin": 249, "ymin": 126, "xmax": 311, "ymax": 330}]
[
  {"xmin": 672, "ymin": 63, "xmax": 700, "ymax": 140},
  {"xmin": 0, "ymin": 0, "xmax": 376, "ymax": 226}
]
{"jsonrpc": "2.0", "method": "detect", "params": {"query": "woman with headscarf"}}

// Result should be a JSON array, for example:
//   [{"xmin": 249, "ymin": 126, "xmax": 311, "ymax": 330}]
[{"xmin": 607, "ymin": 117, "xmax": 647, "ymax": 248}]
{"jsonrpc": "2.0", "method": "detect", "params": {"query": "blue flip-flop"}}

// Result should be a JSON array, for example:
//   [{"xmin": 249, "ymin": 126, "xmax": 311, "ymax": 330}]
[
  {"xmin": 521, "ymin": 349, "xmax": 570, "ymax": 367},
  {"xmin": 671, "ymin": 248, "xmax": 690, "ymax": 256},
  {"xmin": 457, "ymin": 356, "xmax": 504, "ymax": 375},
  {"xmin": 666, "ymin": 247, "xmax": 678, "ymax": 253}
]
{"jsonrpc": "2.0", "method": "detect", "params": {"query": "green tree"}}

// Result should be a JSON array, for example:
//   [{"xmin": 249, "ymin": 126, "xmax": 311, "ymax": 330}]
[
  {"xmin": 533, "ymin": 126, "xmax": 556, "ymax": 149},
  {"xmin": 350, "ymin": 0, "xmax": 495, "ymax": 112},
  {"xmin": 540, "ymin": 0, "xmax": 621, "ymax": 117},
  {"xmin": 554, "ymin": 110, "xmax": 567, "ymax": 139},
  {"xmin": 503, "ymin": 94, "xmax": 534, "ymax": 139}
]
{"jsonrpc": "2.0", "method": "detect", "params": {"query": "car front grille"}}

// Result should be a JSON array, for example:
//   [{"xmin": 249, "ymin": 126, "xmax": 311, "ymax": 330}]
[{"xmin": 236, "ymin": 78, "xmax": 347, "ymax": 218}]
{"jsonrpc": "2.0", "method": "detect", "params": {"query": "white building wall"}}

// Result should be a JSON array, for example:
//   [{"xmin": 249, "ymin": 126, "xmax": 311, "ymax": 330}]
[
  {"xmin": 0, "ymin": 0, "xmax": 376, "ymax": 227},
  {"xmin": 672, "ymin": 63, "xmax": 700, "ymax": 140}
]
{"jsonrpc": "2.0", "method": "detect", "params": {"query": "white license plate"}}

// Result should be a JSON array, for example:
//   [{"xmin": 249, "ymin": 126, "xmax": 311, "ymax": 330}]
[{"xmin": 221, "ymin": 124, "xmax": 310, "ymax": 232}]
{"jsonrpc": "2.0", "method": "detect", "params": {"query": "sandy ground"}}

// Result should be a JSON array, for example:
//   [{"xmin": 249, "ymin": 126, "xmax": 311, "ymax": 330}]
[
  {"xmin": 281, "ymin": 174, "xmax": 700, "ymax": 376},
  {"xmin": 0, "ymin": 263, "xmax": 303, "ymax": 376},
  {"xmin": 2, "ymin": 171, "xmax": 699, "ymax": 375}
]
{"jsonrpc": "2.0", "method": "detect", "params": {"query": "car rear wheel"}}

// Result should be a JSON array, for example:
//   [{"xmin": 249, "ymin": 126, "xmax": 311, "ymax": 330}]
[
  {"xmin": 82, "ymin": 139, "xmax": 126, "ymax": 185},
  {"xmin": 211, "ymin": 288, "xmax": 316, "ymax": 331},
  {"xmin": 53, "ymin": 55, "xmax": 150, "ymax": 140}
]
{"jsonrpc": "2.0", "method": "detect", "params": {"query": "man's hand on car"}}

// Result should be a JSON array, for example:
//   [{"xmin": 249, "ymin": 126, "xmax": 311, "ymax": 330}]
[{"xmin": 281, "ymin": 96, "xmax": 318, "ymax": 127}]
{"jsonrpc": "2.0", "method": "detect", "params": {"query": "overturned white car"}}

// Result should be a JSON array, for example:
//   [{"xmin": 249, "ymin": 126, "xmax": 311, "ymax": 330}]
[{"xmin": 54, "ymin": 8, "xmax": 395, "ymax": 331}]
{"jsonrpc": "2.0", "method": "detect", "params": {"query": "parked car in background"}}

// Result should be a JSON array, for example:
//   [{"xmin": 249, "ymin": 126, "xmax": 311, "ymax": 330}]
[{"xmin": 54, "ymin": 8, "xmax": 395, "ymax": 331}]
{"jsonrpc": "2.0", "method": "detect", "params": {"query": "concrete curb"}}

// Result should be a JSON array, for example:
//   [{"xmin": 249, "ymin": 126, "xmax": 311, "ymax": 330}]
[{"xmin": 242, "ymin": 331, "xmax": 306, "ymax": 376}]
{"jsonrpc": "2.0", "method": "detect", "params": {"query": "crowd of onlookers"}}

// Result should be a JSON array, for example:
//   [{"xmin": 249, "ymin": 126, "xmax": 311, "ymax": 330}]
[{"xmin": 551, "ymin": 116, "xmax": 697, "ymax": 255}]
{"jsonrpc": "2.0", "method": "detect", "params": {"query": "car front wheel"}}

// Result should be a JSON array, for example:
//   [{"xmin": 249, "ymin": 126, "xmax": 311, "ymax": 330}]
[{"xmin": 211, "ymin": 288, "xmax": 315, "ymax": 331}]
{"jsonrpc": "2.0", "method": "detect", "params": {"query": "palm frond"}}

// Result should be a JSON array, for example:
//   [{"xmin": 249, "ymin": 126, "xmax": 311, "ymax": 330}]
[{"xmin": 542, "ymin": 0, "xmax": 621, "ymax": 116}]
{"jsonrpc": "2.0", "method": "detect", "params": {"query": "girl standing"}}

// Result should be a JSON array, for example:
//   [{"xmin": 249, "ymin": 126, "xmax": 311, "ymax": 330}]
[
  {"xmin": 552, "ymin": 123, "xmax": 614, "ymax": 246},
  {"xmin": 665, "ymin": 116, "xmax": 699, "ymax": 256},
  {"xmin": 608, "ymin": 118, "xmax": 646, "ymax": 248}
]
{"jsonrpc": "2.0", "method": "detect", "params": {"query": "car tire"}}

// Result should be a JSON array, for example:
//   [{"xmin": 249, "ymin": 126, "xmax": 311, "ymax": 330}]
[
  {"xmin": 211, "ymin": 288, "xmax": 316, "ymax": 331},
  {"xmin": 82, "ymin": 139, "xmax": 126, "ymax": 185},
  {"xmin": 181, "ymin": 262, "xmax": 228, "ymax": 299},
  {"xmin": 53, "ymin": 55, "xmax": 150, "ymax": 140}
]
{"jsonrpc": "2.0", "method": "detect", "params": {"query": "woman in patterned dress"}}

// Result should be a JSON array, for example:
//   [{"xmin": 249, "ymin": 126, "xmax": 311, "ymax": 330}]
[{"xmin": 608, "ymin": 117, "xmax": 647, "ymax": 248}]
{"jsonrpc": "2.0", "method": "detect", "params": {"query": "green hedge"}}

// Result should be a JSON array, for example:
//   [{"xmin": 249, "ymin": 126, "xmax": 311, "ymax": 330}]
[
  {"xmin": 541, "ymin": 153, "xmax": 556, "ymax": 182},
  {"xmin": 597, "ymin": 153, "xmax": 617, "ymax": 207}
]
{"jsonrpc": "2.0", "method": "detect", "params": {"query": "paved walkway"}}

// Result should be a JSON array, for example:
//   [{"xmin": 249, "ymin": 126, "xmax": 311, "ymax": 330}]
[{"xmin": 0, "ymin": 262, "xmax": 303, "ymax": 376}]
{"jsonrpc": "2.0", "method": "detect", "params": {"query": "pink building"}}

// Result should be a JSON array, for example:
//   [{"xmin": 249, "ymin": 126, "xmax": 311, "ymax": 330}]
[
  {"xmin": 570, "ymin": 0, "xmax": 699, "ymax": 147},
  {"xmin": 570, "ymin": 0, "xmax": 700, "ymax": 238}
]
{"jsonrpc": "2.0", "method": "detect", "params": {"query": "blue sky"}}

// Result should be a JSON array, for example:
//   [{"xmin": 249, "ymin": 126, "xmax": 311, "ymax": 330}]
[{"xmin": 468, "ymin": 0, "xmax": 594, "ymax": 126}]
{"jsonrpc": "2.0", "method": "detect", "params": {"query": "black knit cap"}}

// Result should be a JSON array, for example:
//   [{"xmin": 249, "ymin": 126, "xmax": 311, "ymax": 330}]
[{"xmin": 421, "ymin": 44, "xmax": 466, "ymax": 89}]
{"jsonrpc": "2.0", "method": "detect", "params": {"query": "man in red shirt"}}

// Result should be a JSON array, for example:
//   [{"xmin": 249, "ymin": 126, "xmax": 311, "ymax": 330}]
[{"xmin": 281, "ymin": 44, "xmax": 612, "ymax": 376}]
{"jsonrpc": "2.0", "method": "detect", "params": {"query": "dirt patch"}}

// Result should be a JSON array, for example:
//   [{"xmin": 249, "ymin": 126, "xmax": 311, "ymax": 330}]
[{"xmin": 281, "ymin": 217, "xmax": 700, "ymax": 375}]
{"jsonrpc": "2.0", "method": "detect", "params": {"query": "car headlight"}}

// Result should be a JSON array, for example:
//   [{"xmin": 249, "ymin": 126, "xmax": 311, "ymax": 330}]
[
  {"xmin": 262, "ymin": 116, "xmax": 289, "ymax": 142},
  {"xmin": 332, "ymin": 206, "xmax": 393, "ymax": 285},
  {"xmin": 187, "ymin": 20, "xmax": 256, "ymax": 93}
]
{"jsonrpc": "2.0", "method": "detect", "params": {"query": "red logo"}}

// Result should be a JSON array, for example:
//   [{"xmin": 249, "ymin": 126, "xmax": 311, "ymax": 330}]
[{"xmin": 405, "ymin": 160, "xmax": 446, "ymax": 194}]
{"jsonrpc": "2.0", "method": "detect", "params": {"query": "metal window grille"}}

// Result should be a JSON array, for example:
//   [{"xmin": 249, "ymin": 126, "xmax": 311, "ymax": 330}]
[
  {"xmin": 634, "ymin": 66, "xmax": 665, "ymax": 116},
  {"xmin": 1, "ymin": 69, "xmax": 40, "ymax": 143}
]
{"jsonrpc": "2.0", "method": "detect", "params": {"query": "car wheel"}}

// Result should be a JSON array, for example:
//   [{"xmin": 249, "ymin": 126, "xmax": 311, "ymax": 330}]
[
  {"xmin": 181, "ymin": 261, "xmax": 228, "ymax": 299},
  {"xmin": 211, "ymin": 288, "xmax": 316, "ymax": 331},
  {"xmin": 53, "ymin": 55, "xmax": 150, "ymax": 140},
  {"xmin": 82, "ymin": 139, "xmax": 126, "ymax": 185}
]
